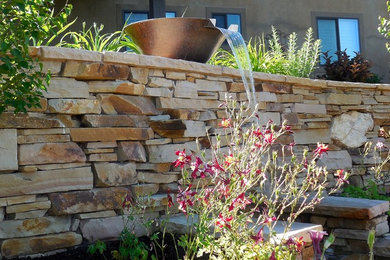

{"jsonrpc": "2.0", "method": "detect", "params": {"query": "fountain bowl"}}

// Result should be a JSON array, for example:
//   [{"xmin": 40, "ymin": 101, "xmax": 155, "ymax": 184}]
[{"xmin": 124, "ymin": 18, "xmax": 225, "ymax": 63}]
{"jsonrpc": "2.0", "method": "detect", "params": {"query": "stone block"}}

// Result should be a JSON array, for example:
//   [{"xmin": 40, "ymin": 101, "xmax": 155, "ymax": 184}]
[
  {"xmin": 149, "ymin": 120, "xmax": 186, "ymax": 138},
  {"xmin": 227, "ymin": 82, "xmax": 245, "ymax": 92},
  {"xmin": 35, "ymin": 162, "xmax": 90, "ymax": 171},
  {"xmin": 137, "ymin": 172, "xmax": 179, "ymax": 184},
  {"xmin": 17, "ymin": 134, "xmax": 70, "ymax": 144},
  {"xmin": 97, "ymin": 94, "xmax": 160, "ymax": 115},
  {"xmin": 77, "ymin": 210, "xmax": 117, "ymax": 219},
  {"xmin": 82, "ymin": 114, "xmax": 149, "ymax": 128},
  {"xmin": 63, "ymin": 61, "xmax": 130, "ymax": 80},
  {"xmin": 103, "ymin": 51, "xmax": 139, "ymax": 65},
  {"xmin": 318, "ymin": 150, "xmax": 352, "ymax": 170},
  {"xmin": 147, "ymin": 142, "xmax": 197, "ymax": 163},
  {"xmin": 0, "ymin": 129, "xmax": 18, "ymax": 171},
  {"xmin": 0, "ymin": 113, "xmax": 64, "ymax": 128},
  {"xmin": 317, "ymin": 93, "xmax": 362, "ymax": 105},
  {"xmin": 136, "ymin": 163, "xmax": 171, "ymax": 172},
  {"xmin": 238, "ymin": 92, "xmax": 277, "ymax": 102},
  {"xmin": 195, "ymin": 79, "xmax": 227, "ymax": 91},
  {"xmin": 276, "ymin": 94, "xmax": 303, "ymax": 103},
  {"xmin": 6, "ymin": 200, "xmax": 51, "ymax": 214},
  {"xmin": 131, "ymin": 184, "xmax": 159, "ymax": 196},
  {"xmin": 70, "ymin": 128, "xmax": 153, "ymax": 142},
  {"xmin": 374, "ymin": 237, "xmax": 390, "ymax": 257},
  {"xmin": 19, "ymin": 142, "xmax": 85, "ymax": 165},
  {"xmin": 0, "ymin": 195, "xmax": 36, "ymax": 207},
  {"xmin": 48, "ymin": 99, "xmax": 101, "ymax": 114},
  {"xmin": 93, "ymin": 162, "xmax": 137, "ymax": 187},
  {"xmin": 86, "ymin": 142, "xmax": 117, "ymax": 149},
  {"xmin": 0, "ymin": 167, "xmax": 93, "ymax": 197},
  {"xmin": 118, "ymin": 141, "xmax": 146, "ymax": 162},
  {"xmin": 80, "ymin": 212, "xmax": 159, "ymax": 242},
  {"xmin": 293, "ymin": 129, "xmax": 331, "ymax": 144},
  {"xmin": 0, "ymin": 216, "xmax": 70, "ymax": 239},
  {"xmin": 257, "ymin": 112, "xmax": 281, "ymax": 126},
  {"xmin": 88, "ymin": 80, "xmax": 145, "ymax": 95},
  {"xmin": 166, "ymin": 109, "xmax": 200, "ymax": 120},
  {"xmin": 331, "ymin": 112, "xmax": 373, "ymax": 148},
  {"xmin": 157, "ymin": 97, "xmax": 220, "ymax": 109},
  {"xmin": 44, "ymin": 78, "xmax": 89, "ymax": 98},
  {"xmin": 40, "ymin": 46, "xmax": 102, "ymax": 62},
  {"xmin": 84, "ymin": 148, "xmax": 114, "ymax": 154},
  {"xmin": 327, "ymin": 215, "xmax": 388, "ymax": 230},
  {"xmin": 166, "ymin": 71, "xmax": 186, "ymax": 80},
  {"xmin": 1, "ymin": 232, "xmax": 82, "ymax": 258},
  {"xmin": 148, "ymin": 77, "xmax": 173, "ymax": 88},
  {"xmin": 14, "ymin": 210, "xmax": 48, "ymax": 220},
  {"xmin": 88, "ymin": 153, "xmax": 117, "ymax": 162},
  {"xmin": 145, "ymin": 138, "xmax": 172, "ymax": 145},
  {"xmin": 174, "ymin": 81, "xmax": 199, "ymax": 98},
  {"xmin": 262, "ymin": 82, "xmax": 292, "ymax": 93},
  {"xmin": 199, "ymin": 111, "xmax": 217, "ymax": 121},
  {"xmin": 293, "ymin": 103, "xmax": 326, "ymax": 114},
  {"xmin": 49, "ymin": 187, "xmax": 131, "ymax": 215},
  {"xmin": 130, "ymin": 67, "xmax": 149, "ymax": 84}
]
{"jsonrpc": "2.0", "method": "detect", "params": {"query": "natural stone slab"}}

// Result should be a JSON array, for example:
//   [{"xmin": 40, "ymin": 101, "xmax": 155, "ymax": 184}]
[
  {"xmin": 148, "ymin": 77, "xmax": 173, "ymax": 88},
  {"xmin": 131, "ymin": 184, "xmax": 159, "ymax": 196},
  {"xmin": 293, "ymin": 129, "xmax": 331, "ymax": 144},
  {"xmin": 19, "ymin": 142, "xmax": 85, "ymax": 165},
  {"xmin": 144, "ymin": 87, "xmax": 173, "ymax": 97},
  {"xmin": 88, "ymin": 81, "xmax": 145, "ymax": 95},
  {"xmin": 82, "ymin": 114, "xmax": 148, "ymax": 128},
  {"xmin": 195, "ymin": 79, "xmax": 226, "ymax": 91},
  {"xmin": 237, "ymin": 92, "xmax": 277, "ymax": 102},
  {"xmin": 35, "ymin": 162, "xmax": 90, "ymax": 171},
  {"xmin": 14, "ymin": 210, "xmax": 48, "ymax": 220},
  {"xmin": 318, "ymin": 150, "xmax": 352, "ymax": 170},
  {"xmin": 331, "ymin": 112, "xmax": 373, "ymax": 148},
  {"xmin": 88, "ymin": 153, "xmax": 117, "ymax": 162},
  {"xmin": 327, "ymin": 215, "xmax": 388, "ymax": 230},
  {"xmin": 44, "ymin": 78, "xmax": 89, "ymax": 98},
  {"xmin": 118, "ymin": 142, "xmax": 146, "ymax": 162},
  {"xmin": 333, "ymin": 223, "xmax": 389, "ymax": 239},
  {"xmin": 84, "ymin": 148, "xmax": 114, "ymax": 154},
  {"xmin": 7, "ymin": 201, "xmax": 51, "ymax": 214},
  {"xmin": 18, "ymin": 128, "xmax": 69, "ymax": 135},
  {"xmin": 1, "ymin": 232, "xmax": 82, "ymax": 258},
  {"xmin": 0, "ymin": 129, "xmax": 18, "ymax": 171},
  {"xmin": 63, "ymin": 61, "xmax": 129, "ymax": 80},
  {"xmin": 0, "ymin": 113, "xmax": 64, "ymax": 128},
  {"xmin": 17, "ymin": 134, "xmax": 70, "ymax": 144},
  {"xmin": 0, "ymin": 216, "xmax": 70, "ymax": 239},
  {"xmin": 70, "ymin": 128, "xmax": 153, "ymax": 142},
  {"xmin": 0, "ymin": 167, "xmax": 93, "ymax": 197},
  {"xmin": 149, "ymin": 120, "xmax": 186, "ymax": 138},
  {"xmin": 136, "ymin": 163, "xmax": 171, "ymax": 172},
  {"xmin": 77, "ymin": 210, "xmax": 117, "ymax": 220},
  {"xmin": 0, "ymin": 195, "xmax": 36, "ymax": 207},
  {"xmin": 49, "ymin": 187, "xmax": 131, "ymax": 215},
  {"xmin": 262, "ymin": 82, "xmax": 292, "ymax": 93},
  {"xmin": 166, "ymin": 71, "xmax": 186, "ymax": 80},
  {"xmin": 130, "ymin": 67, "xmax": 148, "ymax": 84},
  {"xmin": 137, "ymin": 172, "xmax": 179, "ymax": 184},
  {"xmin": 86, "ymin": 142, "xmax": 117, "ymax": 149},
  {"xmin": 311, "ymin": 196, "xmax": 389, "ymax": 219},
  {"xmin": 374, "ymin": 237, "xmax": 390, "ymax": 257},
  {"xmin": 48, "ymin": 99, "xmax": 101, "ymax": 114},
  {"xmin": 93, "ymin": 162, "xmax": 137, "ymax": 187},
  {"xmin": 40, "ymin": 46, "xmax": 102, "ymax": 62},
  {"xmin": 157, "ymin": 97, "xmax": 220, "ymax": 109},
  {"xmin": 257, "ymin": 112, "xmax": 281, "ymax": 126},
  {"xmin": 103, "ymin": 51, "xmax": 140, "ymax": 66},
  {"xmin": 98, "ymin": 94, "xmax": 160, "ymax": 115},
  {"xmin": 145, "ymin": 138, "xmax": 172, "ymax": 145},
  {"xmin": 317, "ymin": 93, "xmax": 362, "ymax": 105},
  {"xmin": 276, "ymin": 94, "xmax": 303, "ymax": 103},
  {"xmin": 80, "ymin": 212, "xmax": 158, "ymax": 242},
  {"xmin": 293, "ymin": 103, "xmax": 326, "ymax": 114},
  {"xmin": 184, "ymin": 121, "xmax": 207, "ymax": 137},
  {"xmin": 147, "ymin": 142, "xmax": 197, "ymax": 163}
]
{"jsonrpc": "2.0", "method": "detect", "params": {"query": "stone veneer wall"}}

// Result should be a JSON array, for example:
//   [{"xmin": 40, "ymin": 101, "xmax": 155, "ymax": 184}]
[{"xmin": 0, "ymin": 46, "xmax": 390, "ymax": 258}]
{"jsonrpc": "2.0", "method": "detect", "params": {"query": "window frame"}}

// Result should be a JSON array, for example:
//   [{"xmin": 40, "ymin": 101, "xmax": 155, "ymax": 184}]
[
  {"xmin": 312, "ymin": 12, "xmax": 364, "ymax": 64},
  {"xmin": 206, "ymin": 7, "xmax": 246, "ymax": 39}
]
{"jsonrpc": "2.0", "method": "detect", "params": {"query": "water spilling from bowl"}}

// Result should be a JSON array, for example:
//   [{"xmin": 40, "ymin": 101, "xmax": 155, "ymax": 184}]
[{"xmin": 217, "ymin": 28, "xmax": 257, "ymax": 112}]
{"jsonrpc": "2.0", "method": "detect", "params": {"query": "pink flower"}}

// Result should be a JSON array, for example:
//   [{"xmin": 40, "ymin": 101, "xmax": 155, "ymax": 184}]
[
  {"xmin": 269, "ymin": 251, "xmax": 276, "ymax": 260},
  {"xmin": 190, "ymin": 157, "xmax": 214, "ymax": 179},
  {"xmin": 229, "ymin": 192, "xmax": 252, "ymax": 211},
  {"xmin": 219, "ymin": 118, "xmax": 232, "ymax": 128},
  {"xmin": 313, "ymin": 143, "xmax": 329, "ymax": 158},
  {"xmin": 261, "ymin": 210, "xmax": 277, "ymax": 225},
  {"xmin": 173, "ymin": 149, "xmax": 192, "ymax": 168},
  {"xmin": 215, "ymin": 213, "xmax": 233, "ymax": 229},
  {"xmin": 176, "ymin": 185, "xmax": 197, "ymax": 215},
  {"xmin": 122, "ymin": 193, "xmax": 133, "ymax": 210},
  {"xmin": 264, "ymin": 132, "xmax": 275, "ymax": 145},
  {"xmin": 335, "ymin": 169, "xmax": 349, "ymax": 184},
  {"xmin": 251, "ymin": 227, "xmax": 264, "ymax": 245},
  {"xmin": 309, "ymin": 230, "xmax": 328, "ymax": 260},
  {"xmin": 167, "ymin": 189, "xmax": 174, "ymax": 208},
  {"xmin": 286, "ymin": 236, "xmax": 305, "ymax": 252}
]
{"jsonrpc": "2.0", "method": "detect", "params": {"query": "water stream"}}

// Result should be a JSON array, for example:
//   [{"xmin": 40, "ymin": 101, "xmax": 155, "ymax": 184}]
[{"xmin": 217, "ymin": 28, "xmax": 257, "ymax": 112}]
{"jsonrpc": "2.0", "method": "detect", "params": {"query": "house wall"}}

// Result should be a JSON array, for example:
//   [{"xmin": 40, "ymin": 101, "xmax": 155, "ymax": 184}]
[
  {"xmin": 0, "ymin": 46, "xmax": 389, "ymax": 257},
  {"xmin": 55, "ymin": 0, "xmax": 390, "ymax": 81}
]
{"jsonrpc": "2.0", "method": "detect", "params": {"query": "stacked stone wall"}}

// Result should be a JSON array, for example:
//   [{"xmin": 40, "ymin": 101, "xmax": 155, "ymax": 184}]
[{"xmin": 0, "ymin": 46, "xmax": 390, "ymax": 258}]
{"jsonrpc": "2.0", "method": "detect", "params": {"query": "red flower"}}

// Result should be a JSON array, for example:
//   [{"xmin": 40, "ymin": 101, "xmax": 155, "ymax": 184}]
[
  {"xmin": 286, "ymin": 236, "xmax": 305, "ymax": 252},
  {"xmin": 219, "ymin": 118, "xmax": 232, "ymax": 128},
  {"xmin": 167, "ymin": 189, "xmax": 174, "ymax": 208},
  {"xmin": 212, "ymin": 160, "xmax": 225, "ymax": 173},
  {"xmin": 224, "ymin": 154, "xmax": 236, "ymax": 166},
  {"xmin": 215, "ymin": 213, "xmax": 233, "ymax": 229},
  {"xmin": 335, "ymin": 169, "xmax": 349, "ymax": 184},
  {"xmin": 264, "ymin": 132, "xmax": 275, "ymax": 145},
  {"xmin": 173, "ymin": 149, "xmax": 191, "ymax": 168},
  {"xmin": 122, "ymin": 193, "xmax": 133, "ymax": 210},
  {"xmin": 313, "ymin": 143, "xmax": 329, "ymax": 158},
  {"xmin": 269, "ymin": 251, "xmax": 276, "ymax": 260},
  {"xmin": 176, "ymin": 185, "xmax": 197, "ymax": 215},
  {"xmin": 229, "ymin": 192, "xmax": 252, "ymax": 211},
  {"xmin": 190, "ymin": 157, "xmax": 214, "ymax": 179},
  {"xmin": 261, "ymin": 210, "xmax": 276, "ymax": 225},
  {"xmin": 251, "ymin": 227, "xmax": 264, "ymax": 245}
]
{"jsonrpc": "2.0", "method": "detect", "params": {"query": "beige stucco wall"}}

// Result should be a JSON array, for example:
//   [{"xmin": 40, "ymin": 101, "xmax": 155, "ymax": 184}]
[{"xmin": 55, "ymin": 0, "xmax": 390, "ymax": 81}]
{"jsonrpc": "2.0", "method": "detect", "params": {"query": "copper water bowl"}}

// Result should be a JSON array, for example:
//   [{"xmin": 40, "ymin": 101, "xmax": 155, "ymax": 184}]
[{"xmin": 124, "ymin": 18, "xmax": 225, "ymax": 63}]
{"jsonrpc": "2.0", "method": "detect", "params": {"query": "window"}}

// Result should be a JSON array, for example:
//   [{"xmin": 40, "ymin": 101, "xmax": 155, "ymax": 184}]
[
  {"xmin": 212, "ymin": 13, "xmax": 241, "ymax": 33},
  {"xmin": 317, "ymin": 18, "xmax": 360, "ymax": 63},
  {"xmin": 124, "ymin": 11, "xmax": 176, "ymax": 24}
]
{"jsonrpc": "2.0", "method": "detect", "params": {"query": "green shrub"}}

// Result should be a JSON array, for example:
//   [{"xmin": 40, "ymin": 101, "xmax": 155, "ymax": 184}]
[
  {"xmin": 379, "ymin": 1, "xmax": 390, "ymax": 52},
  {"xmin": 0, "ymin": 0, "xmax": 71, "ymax": 114},
  {"xmin": 342, "ymin": 180, "xmax": 388, "ymax": 201},
  {"xmin": 320, "ymin": 50, "xmax": 379, "ymax": 83},
  {"xmin": 209, "ymin": 26, "xmax": 321, "ymax": 78}
]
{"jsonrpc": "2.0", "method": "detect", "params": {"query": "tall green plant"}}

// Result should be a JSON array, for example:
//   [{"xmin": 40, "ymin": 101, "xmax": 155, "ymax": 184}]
[
  {"xmin": 0, "ymin": 0, "xmax": 71, "ymax": 114},
  {"xmin": 209, "ymin": 26, "xmax": 321, "ymax": 78},
  {"xmin": 58, "ymin": 21, "xmax": 141, "ymax": 53},
  {"xmin": 379, "ymin": 1, "xmax": 390, "ymax": 52}
]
